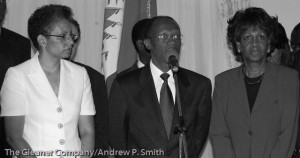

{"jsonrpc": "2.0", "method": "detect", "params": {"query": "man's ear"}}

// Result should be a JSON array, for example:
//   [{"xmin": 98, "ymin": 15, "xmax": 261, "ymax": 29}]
[
  {"xmin": 236, "ymin": 42, "xmax": 241, "ymax": 53},
  {"xmin": 144, "ymin": 39, "xmax": 151, "ymax": 50},
  {"xmin": 136, "ymin": 40, "xmax": 144, "ymax": 49}
]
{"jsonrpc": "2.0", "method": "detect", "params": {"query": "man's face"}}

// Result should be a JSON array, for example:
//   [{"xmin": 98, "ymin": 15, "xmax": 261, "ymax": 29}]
[
  {"xmin": 69, "ymin": 23, "xmax": 80, "ymax": 60},
  {"xmin": 291, "ymin": 33, "xmax": 300, "ymax": 53},
  {"xmin": 146, "ymin": 18, "xmax": 181, "ymax": 71},
  {"xmin": 0, "ymin": 0, "xmax": 7, "ymax": 24}
]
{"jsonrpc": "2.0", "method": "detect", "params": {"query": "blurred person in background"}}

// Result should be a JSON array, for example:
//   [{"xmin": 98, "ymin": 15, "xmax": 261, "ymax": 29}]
[
  {"xmin": 68, "ymin": 18, "xmax": 109, "ymax": 157},
  {"xmin": 267, "ymin": 22, "xmax": 294, "ymax": 67},
  {"xmin": 291, "ymin": 22, "xmax": 300, "ymax": 73},
  {"xmin": 291, "ymin": 22, "xmax": 300, "ymax": 158},
  {"xmin": 117, "ymin": 18, "xmax": 152, "ymax": 77}
]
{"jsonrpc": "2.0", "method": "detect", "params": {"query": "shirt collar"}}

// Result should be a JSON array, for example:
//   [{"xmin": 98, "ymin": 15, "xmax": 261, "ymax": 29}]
[
  {"xmin": 150, "ymin": 60, "xmax": 174, "ymax": 82},
  {"xmin": 136, "ymin": 54, "xmax": 145, "ymax": 68}
]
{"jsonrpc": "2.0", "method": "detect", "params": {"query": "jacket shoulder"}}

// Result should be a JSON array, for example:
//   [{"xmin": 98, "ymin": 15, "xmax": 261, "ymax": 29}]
[
  {"xmin": 272, "ymin": 64, "xmax": 299, "ymax": 80},
  {"xmin": 13, "ymin": 58, "xmax": 32, "ymax": 72},
  {"xmin": 179, "ymin": 67, "xmax": 211, "ymax": 83},
  {"xmin": 115, "ymin": 67, "xmax": 143, "ymax": 84},
  {"xmin": 62, "ymin": 60, "xmax": 86, "ymax": 73},
  {"xmin": 72, "ymin": 61, "xmax": 105, "ymax": 79},
  {"xmin": 215, "ymin": 67, "xmax": 240, "ymax": 81},
  {"xmin": 2, "ymin": 27, "xmax": 30, "ymax": 43}
]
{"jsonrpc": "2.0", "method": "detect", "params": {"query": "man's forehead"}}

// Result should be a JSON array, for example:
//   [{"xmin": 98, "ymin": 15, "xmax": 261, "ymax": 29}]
[{"xmin": 151, "ymin": 19, "xmax": 180, "ymax": 33}]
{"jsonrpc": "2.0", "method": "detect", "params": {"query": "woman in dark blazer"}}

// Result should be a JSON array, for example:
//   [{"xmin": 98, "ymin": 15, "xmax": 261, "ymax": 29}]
[{"xmin": 210, "ymin": 7, "xmax": 299, "ymax": 158}]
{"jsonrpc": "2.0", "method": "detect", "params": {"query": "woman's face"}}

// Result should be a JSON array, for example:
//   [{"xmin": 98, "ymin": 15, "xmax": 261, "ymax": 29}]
[
  {"xmin": 43, "ymin": 19, "xmax": 74, "ymax": 59},
  {"xmin": 237, "ymin": 26, "xmax": 270, "ymax": 64}
]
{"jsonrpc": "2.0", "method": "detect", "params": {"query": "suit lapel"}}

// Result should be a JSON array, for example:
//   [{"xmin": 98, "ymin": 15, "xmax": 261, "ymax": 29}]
[
  {"xmin": 28, "ymin": 53, "xmax": 61, "ymax": 106},
  {"xmin": 167, "ymin": 69, "xmax": 191, "ymax": 144},
  {"xmin": 58, "ymin": 60, "xmax": 73, "ymax": 104},
  {"xmin": 176, "ymin": 69, "xmax": 191, "ymax": 114},
  {"xmin": 137, "ymin": 65, "xmax": 169, "ymax": 142},
  {"xmin": 235, "ymin": 66, "xmax": 251, "ymax": 117},
  {"xmin": 252, "ymin": 63, "xmax": 274, "ymax": 113}
]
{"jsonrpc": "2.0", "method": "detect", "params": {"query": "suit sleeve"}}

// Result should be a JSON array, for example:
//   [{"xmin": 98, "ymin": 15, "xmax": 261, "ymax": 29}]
[
  {"xmin": 195, "ymin": 79, "xmax": 212, "ymax": 155},
  {"xmin": 108, "ymin": 79, "xmax": 128, "ymax": 157},
  {"xmin": 93, "ymin": 74, "xmax": 109, "ymax": 157},
  {"xmin": 80, "ymin": 68, "xmax": 96, "ymax": 115},
  {"xmin": 270, "ymin": 71, "xmax": 299, "ymax": 158},
  {"xmin": 210, "ymin": 76, "xmax": 235, "ymax": 158},
  {"xmin": 21, "ymin": 39, "xmax": 31, "ymax": 62},
  {"xmin": 15, "ymin": 38, "xmax": 31, "ymax": 65}
]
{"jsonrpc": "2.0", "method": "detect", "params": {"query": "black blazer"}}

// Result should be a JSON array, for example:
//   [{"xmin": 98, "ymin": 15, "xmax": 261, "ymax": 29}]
[
  {"xmin": 0, "ymin": 27, "xmax": 31, "ymax": 158},
  {"xmin": 117, "ymin": 62, "xmax": 139, "ymax": 77},
  {"xmin": 0, "ymin": 27, "xmax": 31, "ymax": 88},
  {"xmin": 72, "ymin": 61, "xmax": 109, "ymax": 157},
  {"xmin": 109, "ymin": 64, "xmax": 212, "ymax": 158}
]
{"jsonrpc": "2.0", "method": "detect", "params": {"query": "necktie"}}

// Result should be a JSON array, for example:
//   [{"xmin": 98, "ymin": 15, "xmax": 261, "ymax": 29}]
[{"xmin": 160, "ymin": 73, "xmax": 174, "ymax": 139}]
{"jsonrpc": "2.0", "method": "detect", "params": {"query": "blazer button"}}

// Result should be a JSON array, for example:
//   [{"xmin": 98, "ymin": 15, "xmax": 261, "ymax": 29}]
[
  {"xmin": 58, "ymin": 123, "xmax": 63, "ymax": 129},
  {"xmin": 57, "ymin": 107, "xmax": 62, "ymax": 113},
  {"xmin": 248, "ymin": 130, "xmax": 252, "ymax": 135},
  {"xmin": 59, "ymin": 139, "xmax": 65, "ymax": 145}
]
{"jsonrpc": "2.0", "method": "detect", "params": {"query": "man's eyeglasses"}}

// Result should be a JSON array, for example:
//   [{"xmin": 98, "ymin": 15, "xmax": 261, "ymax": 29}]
[
  {"xmin": 44, "ymin": 33, "xmax": 79, "ymax": 43},
  {"xmin": 153, "ymin": 34, "xmax": 183, "ymax": 42}
]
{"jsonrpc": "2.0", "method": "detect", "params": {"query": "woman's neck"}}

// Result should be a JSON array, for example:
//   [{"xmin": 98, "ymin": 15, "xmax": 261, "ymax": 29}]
[
  {"xmin": 38, "ymin": 53, "xmax": 60, "ymax": 73},
  {"xmin": 243, "ymin": 61, "xmax": 266, "ymax": 78}
]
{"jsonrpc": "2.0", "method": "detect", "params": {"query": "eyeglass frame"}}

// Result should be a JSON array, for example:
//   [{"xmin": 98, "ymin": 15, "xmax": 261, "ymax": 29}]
[
  {"xmin": 149, "ymin": 33, "xmax": 183, "ymax": 42},
  {"xmin": 43, "ymin": 33, "xmax": 79, "ymax": 43}
]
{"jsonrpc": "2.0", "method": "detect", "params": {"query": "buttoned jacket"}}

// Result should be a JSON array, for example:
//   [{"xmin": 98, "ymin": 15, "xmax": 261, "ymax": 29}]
[
  {"xmin": 210, "ymin": 63, "xmax": 299, "ymax": 158},
  {"xmin": 0, "ymin": 53, "xmax": 95, "ymax": 154}
]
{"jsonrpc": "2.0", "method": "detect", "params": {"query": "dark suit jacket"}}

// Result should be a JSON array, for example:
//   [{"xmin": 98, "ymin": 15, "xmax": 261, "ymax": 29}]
[
  {"xmin": 72, "ymin": 61, "xmax": 109, "ymax": 157},
  {"xmin": 109, "ymin": 64, "xmax": 212, "ymax": 158},
  {"xmin": 0, "ymin": 27, "xmax": 31, "ymax": 158},
  {"xmin": 117, "ymin": 62, "xmax": 139, "ymax": 77},
  {"xmin": 210, "ymin": 63, "xmax": 299, "ymax": 158}
]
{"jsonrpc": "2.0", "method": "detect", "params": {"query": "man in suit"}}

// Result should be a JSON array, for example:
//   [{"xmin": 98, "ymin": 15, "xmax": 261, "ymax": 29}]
[
  {"xmin": 68, "ymin": 18, "xmax": 109, "ymax": 157},
  {"xmin": 0, "ymin": 0, "xmax": 31, "ymax": 157},
  {"xmin": 117, "ymin": 18, "xmax": 151, "ymax": 77},
  {"xmin": 291, "ymin": 22, "xmax": 300, "ymax": 158},
  {"xmin": 291, "ymin": 23, "xmax": 300, "ymax": 73},
  {"xmin": 109, "ymin": 16, "xmax": 212, "ymax": 158}
]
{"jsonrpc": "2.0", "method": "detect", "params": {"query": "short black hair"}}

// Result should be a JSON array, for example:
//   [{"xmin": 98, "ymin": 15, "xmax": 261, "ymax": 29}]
[
  {"xmin": 28, "ymin": 4, "xmax": 74, "ymax": 50},
  {"xmin": 146, "ymin": 16, "xmax": 180, "ymax": 37},
  {"xmin": 0, "ymin": 0, "xmax": 7, "ymax": 24},
  {"xmin": 274, "ymin": 22, "xmax": 288, "ymax": 50},
  {"xmin": 291, "ymin": 22, "xmax": 300, "ymax": 44},
  {"xmin": 131, "ymin": 18, "xmax": 151, "ymax": 51},
  {"xmin": 227, "ymin": 7, "xmax": 278, "ymax": 62}
]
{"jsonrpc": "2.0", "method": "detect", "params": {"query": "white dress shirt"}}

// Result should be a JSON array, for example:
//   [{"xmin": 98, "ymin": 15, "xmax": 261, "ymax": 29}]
[
  {"xmin": 137, "ymin": 54, "xmax": 145, "ymax": 68},
  {"xmin": 150, "ymin": 60, "xmax": 176, "ymax": 103}
]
